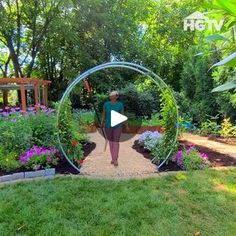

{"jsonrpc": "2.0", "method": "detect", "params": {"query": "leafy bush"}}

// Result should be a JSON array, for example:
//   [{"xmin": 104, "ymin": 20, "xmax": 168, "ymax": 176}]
[
  {"xmin": 0, "ymin": 112, "xmax": 57, "ymax": 155},
  {"xmin": 129, "ymin": 112, "xmax": 161, "ymax": 126},
  {"xmin": 220, "ymin": 118, "xmax": 236, "ymax": 138},
  {"xmin": 27, "ymin": 112, "xmax": 57, "ymax": 148},
  {"xmin": 138, "ymin": 131, "xmax": 162, "ymax": 151},
  {"xmin": 152, "ymin": 89, "xmax": 178, "ymax": 164},
  {"xmin": 0, "ymin": 118, "xmax": 33, "ymax": 153},
  {"xmin": 0, "ymin": 146, "xmax": 20, "ymax": 171},
  {"xmin": 199, "ymin": 119, "xmax": 220, "ymax": 136},
  {"xmin": 173, "ymin": 145, "xmax": 210, "ymax": 170},
  {"xmin": 19, "ymin": 146, "xmax": 58, "ymax": 170},
  {"xmin": 120, "ymin": 84, "xmax": 158, "ymax": 117},
  {"xmin": 73, "ymin": 109, "xmax": 96, "ymax": 125},
  {"xmin": 57, "ymin": 99, "xmax": 84, "ymax": 163},
  {"xmin": 69, "ymin": 140, "xmax": 84, "ymax": 163}
]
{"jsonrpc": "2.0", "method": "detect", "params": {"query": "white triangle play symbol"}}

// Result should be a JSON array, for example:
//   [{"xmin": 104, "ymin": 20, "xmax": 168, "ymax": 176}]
[{"xmin": 111, "ymin": 110, "xmax": 128, "ymax": 127}]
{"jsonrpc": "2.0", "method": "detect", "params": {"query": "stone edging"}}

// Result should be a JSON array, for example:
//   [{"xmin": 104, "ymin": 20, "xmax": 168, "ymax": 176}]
[
  {"xmin": 0, "ymin": 168, "xmax": 55, "ymax": 183},
  {"xmin": 0, "ymin": 166, "xmax": 235, "ymax": 185}
]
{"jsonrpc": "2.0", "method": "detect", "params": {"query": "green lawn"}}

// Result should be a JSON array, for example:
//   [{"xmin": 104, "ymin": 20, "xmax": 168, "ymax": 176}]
[{"xmin": 0, "ymin": 169, "xmax": 236, "ymax": 236}]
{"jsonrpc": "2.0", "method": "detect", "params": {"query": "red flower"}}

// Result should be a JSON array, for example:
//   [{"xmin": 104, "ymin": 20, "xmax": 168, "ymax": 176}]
[
  {"xmin": 79, "ymin": 159, "xmax": 84, "ymax": 165},
  {"xmin": 71, "ymin": 140, "xmax": 77, "ymax": 147}
]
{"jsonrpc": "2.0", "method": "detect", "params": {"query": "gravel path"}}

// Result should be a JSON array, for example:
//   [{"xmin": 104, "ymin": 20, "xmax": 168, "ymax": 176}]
[
  {"xmin": 80, "ymin": 132, "xmax": 236, "ymax": 179},
  {"xmin": 80, "ymin": 131, "xmax": 157, "ymax": 179}
]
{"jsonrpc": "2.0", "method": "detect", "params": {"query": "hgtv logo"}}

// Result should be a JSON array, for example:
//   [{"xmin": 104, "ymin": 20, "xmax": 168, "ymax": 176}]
[{"xmin": 184, "ymin": 11, "xmax": 224, "ymax": 31}]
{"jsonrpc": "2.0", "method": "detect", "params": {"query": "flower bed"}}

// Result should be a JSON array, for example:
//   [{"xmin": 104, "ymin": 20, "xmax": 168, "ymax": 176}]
[
  {"xmin": 173, "ymin": 144, "xmax": 210, "ymax": 170},
  {"xmin": 0, "ymin": 105, "xmax": 55, "ymax": 117},
  {"xmin": 133, "ymin": 131, "xmax": 235, "ymax": 171}
]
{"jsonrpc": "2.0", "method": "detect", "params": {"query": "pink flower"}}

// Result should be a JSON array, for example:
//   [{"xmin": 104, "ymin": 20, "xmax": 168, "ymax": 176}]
[{"xmin": 200, "ymin": 153, "xmax": 208, "ymax": 160}]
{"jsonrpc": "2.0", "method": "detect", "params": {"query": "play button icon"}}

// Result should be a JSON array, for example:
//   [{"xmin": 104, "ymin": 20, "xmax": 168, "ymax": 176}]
[{"xmin": 111, "ymin": 110, "xmax": 127, "ymax": 127}]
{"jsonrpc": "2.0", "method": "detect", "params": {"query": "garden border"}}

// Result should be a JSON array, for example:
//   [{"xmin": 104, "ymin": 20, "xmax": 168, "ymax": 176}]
[{"xmin": 0, "ymin": 168, "xmax": 55, "ymax": 184}]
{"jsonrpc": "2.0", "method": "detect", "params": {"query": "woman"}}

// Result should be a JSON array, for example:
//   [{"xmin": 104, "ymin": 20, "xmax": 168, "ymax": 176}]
[{"xmin": 101, "ymin": 91, "xmax": 128, "ymax": 166}]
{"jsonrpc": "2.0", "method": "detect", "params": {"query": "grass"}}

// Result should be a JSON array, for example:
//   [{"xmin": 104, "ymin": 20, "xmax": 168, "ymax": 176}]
[{"xmin": 0, "ymin": 169, "xmax": 236, "ymax": 235}]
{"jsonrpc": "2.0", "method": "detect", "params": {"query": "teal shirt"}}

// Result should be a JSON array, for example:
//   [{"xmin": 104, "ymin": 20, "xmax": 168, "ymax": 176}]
[{"xmin": 103, "ymin": 101, "xmax": 124, "ymax": 128}]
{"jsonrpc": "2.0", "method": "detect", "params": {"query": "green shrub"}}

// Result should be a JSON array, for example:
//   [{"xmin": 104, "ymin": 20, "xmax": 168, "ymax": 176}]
[
  {"xmin": 68, "ymin": 140, "xmax": 84, "ymax": 162},
  {"xmin": 27, "ymin": 112, "xmax": 57, "ymax": 148},
  {"xmin": 120, "ymin": 84, "xmax": 158, "ymax": 117},
  {"xmin": 220, "ymin": 118, "xmax": 236, "ymax": 138},
  {"xmin": 0, "ymin": 147, "xmax": 20, "ymax": 171},
  {"xmin": 73, "ymin": 109, "xmax": 96, "ymax": 125},
  {"xmin": 152, "ymin": 89, "xmax": 178, "ymax": 164},
  {"xmin": 57, "ymin": 99, "xmax": 84, "ymax": 163},
  {"xmin": 0, "ymin": 118, "xmax": 33, "ymax": 154},
  {"xmin": 199, "ymin": 120, "xmax": 220, "ymax": 136},
  {"xmin": 128, "ymin": 112, "xmax": 161, "ymax": 126}
]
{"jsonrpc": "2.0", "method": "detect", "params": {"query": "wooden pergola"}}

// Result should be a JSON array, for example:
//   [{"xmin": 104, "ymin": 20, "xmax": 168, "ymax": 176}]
[{"xmin": 0, "ymin": 78, "xmax": 51, "ymax": 112}]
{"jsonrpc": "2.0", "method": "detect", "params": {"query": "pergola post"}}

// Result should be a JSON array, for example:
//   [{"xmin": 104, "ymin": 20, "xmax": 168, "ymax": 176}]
[
  {"xmin": 20, "ymin": 84, "xmax": 27, "ymax": 113},
  {"xmin": 43, "ymin": 85, "xmax": 48, "ymax": 107},
  {"xmin": 0, "ymin": 78, "xmax": 51, "ymax": 111},
  {"xmin": 34, "ymin": 84, "xmax": 40, "ymax": 111},
  {"xmin": 3, "ymin": 91, "xmax": 8, "ymax": 106}
]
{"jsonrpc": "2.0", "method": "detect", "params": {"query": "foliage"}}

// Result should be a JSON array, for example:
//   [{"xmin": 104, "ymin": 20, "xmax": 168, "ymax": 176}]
[
  {"xmin": 0, "ymin": 0, "xmax": 66, "ymax": 77},
  {"xmin": 57, "ymin": 99, "xmax": 84, "ymax": 163},
  {"xmin": 73, "ymin": 109, "xmax": 96, "ymax": 125},
  {"xmin": 57, "ymin": 98, "xmax": 74, "ymax": 147},
  {"xmin": 138, "ymin": 131, "xmax": 162, "ymax": 152},
  {"xmin": 173, "ymin": 145, "xmax": 210, "ymax": 170},
  {"xmin": 19, "ymin": 146, "xmax": 58, "ymax": 170},
  {"xmin": 120, "ymin": 84, "xmax": 158, "ymax": 117},
  {"xmin": 152, "ymin": 89, "xmax": 178, "ymax": 164},
  {"xmin": 199, "ymin": 119, "xmax": 220, "ymax": 136},
  {"xmin": 0, "ymin": 117, "xmax": 33, "ymax": 154},
  {"xmin": 27, "ymin": 112, "xmax": 57, "ymax": 148},
  {"xmin": 69, "ymin": 140, "xmax": 84, "ymax": 163},
  {"xmin": 0, "ymin": 111, "xmax": 58, "ymax": 157},
  {"xmin": 180, "ymin": 50, "xmax": 220, "ymax": 123},
  {"xmin": 202, "ymin": 0, "xmax": 236, "ymax": 91},
  {"xmin": 128, "ymin": 112, "xmax": 161, "ymax": 126},
  {"xmin": 0, "ymin": 146, "xmax": 20, "ymax": 171},
  {"xmin": 220, "ymin": 118, "xmax": 236, "ymax": 138}
]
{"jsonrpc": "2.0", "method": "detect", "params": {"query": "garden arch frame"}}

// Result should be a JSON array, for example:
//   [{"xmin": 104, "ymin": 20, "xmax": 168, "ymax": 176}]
[{"xmin": 57, "ymin": 62, "xmax": 179, "ymax": 173}]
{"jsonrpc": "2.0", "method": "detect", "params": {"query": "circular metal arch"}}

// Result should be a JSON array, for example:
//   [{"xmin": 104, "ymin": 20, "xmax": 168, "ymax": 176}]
[{"xmin": 57, "ymin": 62, "xmax": 179, "ymax": 173}]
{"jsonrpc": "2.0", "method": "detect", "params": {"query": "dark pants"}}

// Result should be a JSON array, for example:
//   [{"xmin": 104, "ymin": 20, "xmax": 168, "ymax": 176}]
[{"xmin": 105, "ymin": 127, "xmax": 122, "ymax": 161}]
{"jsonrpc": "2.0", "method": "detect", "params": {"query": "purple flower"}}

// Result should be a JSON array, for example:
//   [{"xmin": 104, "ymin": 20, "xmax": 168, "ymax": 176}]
[
  {"xmin": 27, "ymin": 107, "xmax": 35, "ymax": 112},
  {"xmin": 19, "ymin": 146, "xmax": 57, "ymax": 166},
  {"xmin": 2, "ymin": 112, "xmax": 9, "ymax": 117},
  {"xmin": 173, "ymin": 150, "xmax": 183, "ymax": 166}
]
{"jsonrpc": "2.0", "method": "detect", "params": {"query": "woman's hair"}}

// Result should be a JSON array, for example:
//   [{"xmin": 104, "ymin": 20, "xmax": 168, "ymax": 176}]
[{"xmin": 109, "ymin": 90, "xmax": 119, "ymax": 97}]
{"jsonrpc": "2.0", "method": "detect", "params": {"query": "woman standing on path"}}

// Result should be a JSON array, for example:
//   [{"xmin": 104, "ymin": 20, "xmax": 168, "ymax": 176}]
[{"xmin": 101, "ymin": 91, "xmax": 128, "ymax": 166}]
